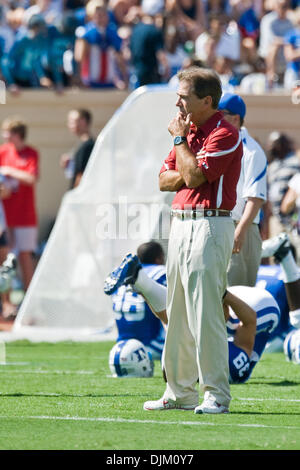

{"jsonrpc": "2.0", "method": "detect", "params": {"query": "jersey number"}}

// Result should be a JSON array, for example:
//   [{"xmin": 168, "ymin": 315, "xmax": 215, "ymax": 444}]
[{"xmin": 233, "ymin": 352, "xmax": 250, "ymax": 377}]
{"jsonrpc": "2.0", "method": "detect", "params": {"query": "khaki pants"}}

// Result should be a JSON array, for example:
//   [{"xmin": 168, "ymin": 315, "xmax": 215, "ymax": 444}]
[
  {"xmin": 162, "ymin": 216, "xmax": 234, "ymax": 408},
  {"xmin": 227, "ymin": 223, "xmax": 262, "ymax": 287}
]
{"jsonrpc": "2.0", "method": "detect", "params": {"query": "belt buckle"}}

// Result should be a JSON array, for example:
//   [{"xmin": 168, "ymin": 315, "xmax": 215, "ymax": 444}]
[{"xmin": 206, "ymin": 210, "xmax": 213, "ymax": 217}]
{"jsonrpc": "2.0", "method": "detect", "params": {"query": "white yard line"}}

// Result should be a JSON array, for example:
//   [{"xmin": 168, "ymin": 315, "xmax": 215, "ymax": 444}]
[
  {"xmin": 0, "ymin": 415, "xmax": 299, "ymax": 430},
  {"xmin": 235, "ymin": 397, "xmax": 300, "ymax": 402},
  {"xmin": 0, "ymin": 369, "xmax": 94, "ymax": 374}
]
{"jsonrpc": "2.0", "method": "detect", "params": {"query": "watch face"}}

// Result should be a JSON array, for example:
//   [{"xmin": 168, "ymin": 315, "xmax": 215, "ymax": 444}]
[{"xmin": 174, "ymin": 136, "xmax": 185, "ymax": 145}]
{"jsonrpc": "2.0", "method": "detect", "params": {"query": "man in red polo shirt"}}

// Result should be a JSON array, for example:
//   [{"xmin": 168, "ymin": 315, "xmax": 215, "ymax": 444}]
[
  {"xmin": 144, "ymin": 67, "xmax": 243, "ymax": 414},
  {"xmin": 0, "ymin": 117, "xmax": 39, "ymax": 293}
]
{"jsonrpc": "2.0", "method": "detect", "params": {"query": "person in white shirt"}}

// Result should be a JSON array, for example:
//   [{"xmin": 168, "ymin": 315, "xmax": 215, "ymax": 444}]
[{"xmin": 218, "ymin": 93, "xmax": 267, "ymax": 287}]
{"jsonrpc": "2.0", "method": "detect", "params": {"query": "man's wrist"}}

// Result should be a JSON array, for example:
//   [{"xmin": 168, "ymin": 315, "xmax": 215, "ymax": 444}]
[{"xmin": 174, "ymin": 136, "xmax": 187, "ymax": 145}]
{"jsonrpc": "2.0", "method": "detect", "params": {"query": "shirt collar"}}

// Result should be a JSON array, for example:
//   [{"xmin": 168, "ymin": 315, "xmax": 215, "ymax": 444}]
[{"xmin": 189, "ymin": 111, "xmax": 224, "ymax": 138}]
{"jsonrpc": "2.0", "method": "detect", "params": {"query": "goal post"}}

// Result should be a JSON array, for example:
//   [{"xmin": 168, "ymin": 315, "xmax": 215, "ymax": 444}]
[{"xmin": 9, "ymin": 85, "xmax": 175, "ymax": 342}]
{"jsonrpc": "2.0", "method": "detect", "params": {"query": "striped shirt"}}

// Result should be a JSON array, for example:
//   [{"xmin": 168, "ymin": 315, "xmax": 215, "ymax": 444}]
[
  {"xmin": 76, "ymin": 22, "xmax": 122, "ymax": 87},
  {"xmin": 267, "ymin": 152, "xmax": 300, "ymax": 227}
]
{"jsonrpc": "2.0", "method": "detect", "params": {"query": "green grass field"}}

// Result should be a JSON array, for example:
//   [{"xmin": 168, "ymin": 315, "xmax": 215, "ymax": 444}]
[{"xmin": 0, "ymin": 340, "xmax": 299, "ymax": 451}]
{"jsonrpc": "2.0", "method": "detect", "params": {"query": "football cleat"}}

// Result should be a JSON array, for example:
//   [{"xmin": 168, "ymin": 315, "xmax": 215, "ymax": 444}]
[
  {"xmin": 143, "ymin": 397, "xmax": 197, "ymax": 411},
  {"xmin": 261, "ymin": 232, "xmax": 291, "ymax": 262},
  {"xmin": 104, "ymin": 253, "xmax": 142, "ymax": 295},
  {"xmin": 194, "ymin": 394, "xmax": 229, "ymax": 414}
]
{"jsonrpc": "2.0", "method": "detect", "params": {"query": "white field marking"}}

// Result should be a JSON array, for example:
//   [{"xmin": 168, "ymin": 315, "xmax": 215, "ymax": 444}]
[
  {"xmin": 0, "ymin": 362, "xmax": 30, "ymax": 366},
  {"xmin": 0, "ymin": 369, "xmax": 94, "ymax": 374},
  {"xmin": 235, "ymin": 397, "xmax": 300, "ymax": 403},
  {"xmin": 0, "ymin": 415, "xmax": 299, "ymax": 430}
]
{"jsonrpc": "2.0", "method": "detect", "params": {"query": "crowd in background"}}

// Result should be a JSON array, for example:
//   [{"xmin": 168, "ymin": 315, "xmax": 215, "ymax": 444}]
[{"xmin": 1, "ymin": 0, "xmax": 300, "ymax": 94}]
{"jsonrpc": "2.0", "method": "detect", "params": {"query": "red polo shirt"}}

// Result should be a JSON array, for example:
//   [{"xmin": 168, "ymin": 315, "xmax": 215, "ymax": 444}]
[
  {"xmin": 0, "ymin": 143, "xmax": 39, "ymax": 227},
  {"xmin": 160, "ymin": 111, "xmax": 243, "ymax": 210}
]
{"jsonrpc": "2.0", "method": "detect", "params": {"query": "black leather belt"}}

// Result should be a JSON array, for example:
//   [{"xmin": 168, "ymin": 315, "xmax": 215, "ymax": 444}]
[{"xmin": 171, "ymin": 209, "xmax": 232, "ymax": 219}]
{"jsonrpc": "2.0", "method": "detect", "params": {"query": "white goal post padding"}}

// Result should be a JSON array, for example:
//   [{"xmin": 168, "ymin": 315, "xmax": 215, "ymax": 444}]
[{"xmin": 3, "ymin": 86, "xmax": 176, "ymax": 342}]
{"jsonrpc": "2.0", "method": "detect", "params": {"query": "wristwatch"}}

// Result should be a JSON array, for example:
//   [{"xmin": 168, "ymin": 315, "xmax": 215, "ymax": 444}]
[{"xmin": 174, "ymin": 136, "xmax": 187, "ymax": 145}]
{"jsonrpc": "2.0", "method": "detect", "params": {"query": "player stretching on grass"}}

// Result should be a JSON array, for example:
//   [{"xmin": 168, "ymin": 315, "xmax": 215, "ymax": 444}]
[{"xmin": 104, "ymin": 251, "xmax": 281, "ymax": 388}]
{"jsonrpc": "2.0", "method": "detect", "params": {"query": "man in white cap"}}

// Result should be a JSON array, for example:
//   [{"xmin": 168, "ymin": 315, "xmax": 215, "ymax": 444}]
[{"xmin": 218, "ymin": 93, "xmax": 268, "ymax": 287}]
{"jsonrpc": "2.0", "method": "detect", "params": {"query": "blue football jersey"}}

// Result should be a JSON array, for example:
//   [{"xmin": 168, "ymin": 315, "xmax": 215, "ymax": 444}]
[
  {"xmin": 227, "ymin": 286, "xmax": 281, "ymax": 383},
  {"xmin": 228, "ymin": 340, "xmax": 251, "ymax": 384},
  {"xmin": 256, "ymin": 264, "xmax": 291, "ymax": 340},
  {"xmin": 112, "ymin": 263, "xmax": 166, "ymax": 359}
]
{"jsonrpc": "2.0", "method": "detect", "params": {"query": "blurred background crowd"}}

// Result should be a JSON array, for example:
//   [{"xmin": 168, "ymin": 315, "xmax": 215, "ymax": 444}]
[{"xmin": 1, "ymin": 0, "xmax": 300, "ymax": 95}]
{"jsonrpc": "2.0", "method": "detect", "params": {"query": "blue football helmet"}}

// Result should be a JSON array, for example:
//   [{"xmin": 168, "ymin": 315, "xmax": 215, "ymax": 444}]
[
  {"xmin": 109, "ymin": 339, "xmax": 154, "ymax": 377},
  {"xmin": 284, "ymin": 330, "xmax": 300, "ymax": 365}
]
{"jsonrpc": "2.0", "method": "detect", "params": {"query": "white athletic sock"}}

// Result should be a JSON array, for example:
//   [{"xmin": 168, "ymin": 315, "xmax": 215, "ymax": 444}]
[
  {"xmin": 134, "ymin": 268, "xmax": 167, "ymax": 313},
  {"xmin": 280, "ymin": 251, "xmax": 300, "ymax": 283}
]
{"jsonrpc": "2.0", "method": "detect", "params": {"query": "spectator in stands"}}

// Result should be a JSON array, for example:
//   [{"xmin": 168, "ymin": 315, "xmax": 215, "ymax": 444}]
[
  {"xmin": 1, "ymin": 14, "xmax": 55, "ymax": 94},
  {"xmin": 266, "ymin": 131, "xmax": 300, "ymax": 258},
  {"xmin": 235, "ymin": 0, "xmax": 261, "ymax": 68},
  {"xmin": 163, "ymin": 12, "xmax": 190, "ymax": 79},
  {"xmin": 283, "ymin": 7, "xmax": 300, "ymax": 89},
  {"xmin": 0, "ymin": 117, "xmax": 39, "ymax": 291},
  {"xmin": 165, "ymin": 0, "xmax": 206, "ymax": 42},
  {"xmin": 0, "ymin": 6, "xmax": 22, "ymax": 60},
  {"xmin": 258, "ymin": 0, "xmax": 294, "ymax": 88},
  {"xmin": 129, "ymin": 0, "xmax": 170, "ymax": 87},
  {"xmin": 48, "ymin": 11, "xmax": 80, "ymax": 90},
  {"xmin": 23, "ymin": 0, "xmax": 63, "ymax": 25},
  {"xmin": 194, "ymin": 12, "xmax": 241, "ymax": 70},
  {"xmin": 108, "ymin": 0, "xmax": 131, "ymax": 30},
  {"xmin": 60, "ymin": 108, "xmax": 95, "ymax": 189},
  {"xmin": 74, "ymin": 0, "xmax": 128, "ymax": 89}
]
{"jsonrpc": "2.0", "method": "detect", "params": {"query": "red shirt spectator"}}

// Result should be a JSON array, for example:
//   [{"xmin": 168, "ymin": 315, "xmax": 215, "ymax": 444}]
[
  {"xmin": 0, "ymin": 143, "xmax": 39, "ymax": 227},
  {"xmin": 0, "ymin": 117, "xmax": 39, "ymax": 292}
]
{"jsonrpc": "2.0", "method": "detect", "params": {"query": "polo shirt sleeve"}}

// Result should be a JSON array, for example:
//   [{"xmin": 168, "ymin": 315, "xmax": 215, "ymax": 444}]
[
  {"xmin": 197, "ymin": 127, "xmax": 242, "ymax": 183},
  {"xmin": 159, "ymin": 147, "xmax": 176, "ymax": 174}
]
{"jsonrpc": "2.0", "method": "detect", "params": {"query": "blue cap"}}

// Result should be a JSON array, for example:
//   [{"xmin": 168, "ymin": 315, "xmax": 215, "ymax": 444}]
[{"xmin": 218, "ymin": 93, "xmax": 246, "ymax": 119}]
